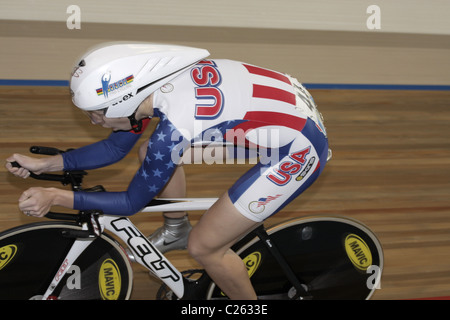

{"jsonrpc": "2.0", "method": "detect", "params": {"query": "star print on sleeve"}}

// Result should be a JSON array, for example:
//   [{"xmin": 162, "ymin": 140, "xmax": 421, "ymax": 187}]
[
  {"xmin": 73, "ymin": 114, "xmax": 189, "ymax": 216},
  {"xmin": 153, "ymin": 151, "xmax": 165, "ymax": 160},
  {"xmin": 126, "ymin": 114, "xmax": 188, "ymax": 212}
]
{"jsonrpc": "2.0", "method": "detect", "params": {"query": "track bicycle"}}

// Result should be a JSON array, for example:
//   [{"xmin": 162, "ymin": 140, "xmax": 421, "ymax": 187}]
[{"xmin": 0, "ymin": 146, "xmax": 383, "ymax": 300}]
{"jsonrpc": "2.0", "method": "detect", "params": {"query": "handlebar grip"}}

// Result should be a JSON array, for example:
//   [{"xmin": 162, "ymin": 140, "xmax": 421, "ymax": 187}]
[
  {"xmin": 10, "ymin": 146, "xmax": 86, "ymax": 189},
  {"xmin": 30, "ymin": 146, "xmax": 63, "ymax": 155},
  {"xmin": 10, "ymin": 161, "xmax": 21, "ymax": 168},
  {"xmin": 10, "ymin": 161, "xmax": 39, "ymax": 179},
  {"xmin": 9, "ymin": 161, "xmax": 65, "ymax": 181}
]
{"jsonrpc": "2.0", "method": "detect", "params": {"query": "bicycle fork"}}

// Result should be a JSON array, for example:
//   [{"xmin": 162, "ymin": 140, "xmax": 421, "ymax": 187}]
[
  {"xmin": 41, "ymin": 239, "xmax": 94, "ymax": 300},
  {"xmin": 40, "ymin": 223, "xmax": 98, "ymax": 300},
  {"xmin": 38, "ymin": 213, "xmax": 104, "ymax": 300}
]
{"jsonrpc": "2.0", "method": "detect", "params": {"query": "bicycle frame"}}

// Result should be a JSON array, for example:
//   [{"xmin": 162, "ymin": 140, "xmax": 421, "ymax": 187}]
[
  {"xmin": 42, "ymin": 196, "xmax": 313, "ymax": 300},
  {"xmin": 41, "ymin": 198, "xmax": 217, "ymax": 300}
]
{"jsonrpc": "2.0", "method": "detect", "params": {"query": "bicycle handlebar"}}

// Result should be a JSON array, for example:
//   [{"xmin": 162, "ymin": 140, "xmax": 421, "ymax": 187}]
[
  {"xmin": 9, "ymin": 146, "xmax": 88, "ymax": 190},
  {"xmin": 11, "ymin": 161, "xmax": 66, "ymax": 181},
  {"xmin": 10, "ymin": 145, "xmax": 105, "ymax": 225},
  {"xmin": 10, "ymin": 161, "xmax": 87, "ymax": 187},
  {"xmin": 30, "ymin": 145, "xmax": 64, "ymax": 156}
]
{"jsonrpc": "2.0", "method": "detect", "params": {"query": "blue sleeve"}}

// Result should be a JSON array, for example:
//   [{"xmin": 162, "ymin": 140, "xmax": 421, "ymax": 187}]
[
  {"xmin": 63, "ymin": 118, "xmax": 150, "ymax": 170},
  {"xmin": 73, "ymin": 115, "xmax": 189, "ymax": 216}
]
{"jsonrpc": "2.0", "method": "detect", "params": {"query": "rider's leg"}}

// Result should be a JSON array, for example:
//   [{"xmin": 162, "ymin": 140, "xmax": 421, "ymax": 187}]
[
  {"xmin": 147, "ymin": 165, "xmax": 192, "ymax": 252},
  {"xmin": 138, "ymin": 140, "xmax": 191, "ymax": 253},
  {"xmin": 188, "ymin": 192, "xmax": 259, "ymax": 300},
  {"xmin": 187, "ymin": 124, "xmax": 329, "ymax": 299}
]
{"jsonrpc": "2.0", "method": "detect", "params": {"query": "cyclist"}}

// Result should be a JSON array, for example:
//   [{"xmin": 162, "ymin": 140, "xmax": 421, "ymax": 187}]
[{"xmin": 6, "ymin": 43, "xmax": 329, "ymax": 300}]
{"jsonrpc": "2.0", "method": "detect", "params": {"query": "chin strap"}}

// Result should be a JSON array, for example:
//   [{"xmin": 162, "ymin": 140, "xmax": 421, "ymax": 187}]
[{"xmin": 128, "ymin": 112, "xmax": 144, "ymax": 133}]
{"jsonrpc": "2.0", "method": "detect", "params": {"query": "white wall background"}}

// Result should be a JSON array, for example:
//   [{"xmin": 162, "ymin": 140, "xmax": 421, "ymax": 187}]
[
  {"xmin": 2, "ymin": 0, "xmax": 450, "ymax": 35},
  {"xmin": 1, "ymin": 0, "xmax": 449, "ymax": 84}
]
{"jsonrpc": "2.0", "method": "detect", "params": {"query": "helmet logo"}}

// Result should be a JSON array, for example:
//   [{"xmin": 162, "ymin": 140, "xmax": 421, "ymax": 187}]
[
  {"xmin": 101, "ymin": 73, "xmax": 111, "ymax": 97},
  {"xmin": 96, "ymin": 73, "xmax": 134, "ymax": 98}
]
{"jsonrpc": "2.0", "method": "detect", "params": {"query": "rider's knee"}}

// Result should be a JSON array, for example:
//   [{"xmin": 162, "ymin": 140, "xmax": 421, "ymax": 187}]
[
  {"xmin": 187, "ymin": 234, "xmax": 202, "ymax": 261},
  {"xmin": 187, "ymin": 232, "xmax": 210, "ymax": 265}
]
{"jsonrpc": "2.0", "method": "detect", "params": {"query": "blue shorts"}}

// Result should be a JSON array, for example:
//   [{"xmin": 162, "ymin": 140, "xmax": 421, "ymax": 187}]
[{"xmin": 228, "ymin": 117, "xmax": 329, "ymax": 222}]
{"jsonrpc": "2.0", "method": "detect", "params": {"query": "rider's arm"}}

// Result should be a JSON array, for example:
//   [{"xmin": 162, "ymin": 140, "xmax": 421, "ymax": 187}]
[
  {"xmin": 62, "ymin": 118, "xmax": 150, "ymax": 170},
  {"xmin": 72, "ymin": 116, "xmax": 188, "ymax": 216}
]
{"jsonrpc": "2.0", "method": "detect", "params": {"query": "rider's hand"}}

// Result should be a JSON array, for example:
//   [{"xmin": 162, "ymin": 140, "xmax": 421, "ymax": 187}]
[
  {"xmin": 5, "ymin": 154, "xmax": 44, "ymax": 178},
  {"xmin": 18, "ymin": 187, "xmax": 58, "ymax": 218}
]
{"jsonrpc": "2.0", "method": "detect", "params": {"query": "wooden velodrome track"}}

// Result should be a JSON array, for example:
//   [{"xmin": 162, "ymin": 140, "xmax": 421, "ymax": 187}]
[{"xmin": 0, "ymin": 85, "xmax": 449, "ymax": 300}]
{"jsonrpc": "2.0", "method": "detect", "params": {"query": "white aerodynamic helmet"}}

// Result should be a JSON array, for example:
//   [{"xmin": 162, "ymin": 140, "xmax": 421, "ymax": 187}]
[{"xmin": 70, "ymin": 42, "xmax": 210, "ymax": 118}]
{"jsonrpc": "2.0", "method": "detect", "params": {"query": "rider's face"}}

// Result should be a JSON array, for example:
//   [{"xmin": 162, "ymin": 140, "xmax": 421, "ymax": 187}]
[
  {"xmin": 84, "ymin": 110, "xmax": 131, "ymax": 131},
  {"xmin": 83, "ymin": 94, "xmax": 153, "ymax": 132}
]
